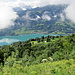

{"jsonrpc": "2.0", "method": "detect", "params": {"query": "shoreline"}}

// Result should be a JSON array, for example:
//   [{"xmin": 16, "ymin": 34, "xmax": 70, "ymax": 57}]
[{"xmin": 0, "ymin": 32, "xmax": 73, "ymax": 37}]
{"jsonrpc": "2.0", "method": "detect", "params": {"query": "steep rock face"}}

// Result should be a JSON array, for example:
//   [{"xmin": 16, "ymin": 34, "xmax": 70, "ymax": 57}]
[{"xmin": 0, "ymin": 4, "xmax": 75, "ymax": 36}]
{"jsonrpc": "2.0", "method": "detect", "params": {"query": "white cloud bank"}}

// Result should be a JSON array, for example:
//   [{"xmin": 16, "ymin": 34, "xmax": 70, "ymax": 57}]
[
  {"xmin": 22, "ymin": 12, "xmax": 41, "ymax": 21},
  {"xmin": 0, "ymin": 1, "xmax": 18, "ymax": 29},
  {"xmin": 59, "ymin": 14, "xmax": 65, "ymax": 22},
  {"xmin": 65, "ymin": 2, "xmax": 75, "ymax": 23},
  {"xmin": 0, "ymin": 38, "xmax": 19, "ymax": 44},
  {"xmin": 42, "ymin": 11, "xmax": 51, "ymax": 21}
]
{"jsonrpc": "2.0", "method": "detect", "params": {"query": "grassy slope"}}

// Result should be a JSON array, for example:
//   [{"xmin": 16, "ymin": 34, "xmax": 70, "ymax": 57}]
[
  {"xmin": 0, "ymin": 34, "xmax": 75, "ymax": 75},
  {"xmin": 1, "ymin": 59, "xmax": 75, "ymax": 75}
]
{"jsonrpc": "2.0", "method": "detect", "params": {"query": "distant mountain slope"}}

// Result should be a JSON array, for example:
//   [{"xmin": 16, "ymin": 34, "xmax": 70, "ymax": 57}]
[{"xmin": 0, "ymin": 4, "xmax": 75, "ymax": 36}]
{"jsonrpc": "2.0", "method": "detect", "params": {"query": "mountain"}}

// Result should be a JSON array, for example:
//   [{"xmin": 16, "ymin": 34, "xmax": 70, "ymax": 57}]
[
  {"xmin": 0, "ymin": 4, "xmax": 75, "ymax": 36},
  {"xmin": 13, "ymin": 5, "xmax": 32, "ymax": 12}
]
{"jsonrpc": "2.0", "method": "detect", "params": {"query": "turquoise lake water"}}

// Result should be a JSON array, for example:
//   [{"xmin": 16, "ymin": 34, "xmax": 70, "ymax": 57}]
[{"xmin": 0, "ymin": 33, "xmax": 67, "ymax": 46}]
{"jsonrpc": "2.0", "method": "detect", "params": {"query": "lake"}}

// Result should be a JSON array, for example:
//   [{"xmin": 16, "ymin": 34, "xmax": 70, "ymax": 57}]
[{"xmin": 0, "ymin": 33, "xmax": 67, "ymax": 46}]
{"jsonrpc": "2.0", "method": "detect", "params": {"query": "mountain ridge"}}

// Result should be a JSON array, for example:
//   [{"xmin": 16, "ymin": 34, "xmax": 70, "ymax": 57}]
[{"xmin": 0, "ymin": 4, "xmax": 75, "ymax": 36}]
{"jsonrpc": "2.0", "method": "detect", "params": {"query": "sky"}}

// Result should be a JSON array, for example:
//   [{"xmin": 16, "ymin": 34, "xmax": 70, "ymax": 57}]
[
  {"xmin": 2, "ymin": 0, "xmax": 34, "ymax": 2},
  {"xmin": 0, "ymin": 0, "xmax": 75, "ymax": 29}
]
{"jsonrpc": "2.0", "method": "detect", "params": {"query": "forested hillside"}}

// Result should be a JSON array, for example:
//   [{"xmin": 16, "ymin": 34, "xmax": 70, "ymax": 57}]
[
  {"xmin": 0, "ymin": 34, "xmax": 75, "ymax": 74},
  {"xmin": 0, "ymin": 4, "xmax": 75, "ymax": 36}
]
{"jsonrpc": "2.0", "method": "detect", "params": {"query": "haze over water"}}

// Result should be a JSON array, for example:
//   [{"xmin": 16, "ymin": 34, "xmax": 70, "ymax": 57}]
[{"xmin": 0, "ymin": 33, "xmax": 66, "ymax": 46}]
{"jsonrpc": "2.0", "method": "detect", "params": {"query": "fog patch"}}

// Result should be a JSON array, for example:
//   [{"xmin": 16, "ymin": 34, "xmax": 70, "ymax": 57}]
[
  {"xmin": 0, "ymin": 38, "xmax": 19, "ymax": 44},
  {"xmin": 42, "ymin": 11, "xmax": 51, "ymax": 21},
  {"xmin": 0, "ymin": 1, "xmax": 18, "ymax": 29}
]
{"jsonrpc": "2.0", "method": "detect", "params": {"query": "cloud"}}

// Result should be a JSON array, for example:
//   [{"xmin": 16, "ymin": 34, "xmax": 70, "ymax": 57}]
[
  {"xmin": 4, "ymin": 0, "xmax": 72, "ymax": 8},
  {"xmin": 0, "ymin": 38, "xmax": 19, "ymax": 44},
  {"xmin": 59, "ymin": 13, "xmax": 65, "ymax": 22},
  {"xmin": 21, "ymin": 12, "xmax": 41, "ymax": 27},
  {"xmin": 33, "ymin": 0, "xmax": 75, "ymax": 23},
  {"xmin": 64, "ymin": 2, "xmax": 75, "ymax": 23},
  {"xmin": 22, "ymin": 12, "xmax": 40, "ymax": 21},
  {"xmin": 22, "ymin": 11, "xmax": 51, "ymax": 21},
  {"xmin": 36, "ymin": 15, "xmax": 41, "ymax": 20},
  {"xmin": 0, "ymin": 1, "xmax": 18, "ymax": 29},
  {"xmin": 42, "ymin": 15, "xmax": 51, "ymax": 21},
  {"xmin": 22, "ymin": 12, "xmax": 30, "ymax": 20},
  {"xmin": 54, "ymin": 15, "xmax": 57, "ymax": 18},
  {"xmin": 42, "ymin": 11, "xmax": 51, "ymax": 21},
  {"xmin": 21, "ymin": 12, "xmax": 31, "ymax": 26}
]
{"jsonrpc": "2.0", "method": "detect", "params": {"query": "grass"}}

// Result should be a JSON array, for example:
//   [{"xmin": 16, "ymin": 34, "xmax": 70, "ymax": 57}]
[{"xmin": 1, "ymin": 59, "xmax": 75, "ymax": 75}]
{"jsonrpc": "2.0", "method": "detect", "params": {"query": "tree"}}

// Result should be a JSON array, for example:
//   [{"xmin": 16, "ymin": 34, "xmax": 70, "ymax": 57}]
[
  {"xmin": 46, "ymin": 37, "xmax": 50, "ymax": 42},
  {"xmin": 0, "ymin": 49, "xmax": 4, "ymax": 65}
]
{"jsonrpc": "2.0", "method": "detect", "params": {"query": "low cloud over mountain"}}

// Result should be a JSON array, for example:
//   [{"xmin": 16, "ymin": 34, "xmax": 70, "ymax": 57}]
[
  {"xmin": 0, "ymin": 1, "xmax": 18, "ymax": 29},
  {"xmin": 0, "ymin": 0, "xmax": 75, "ymax": 29}
]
